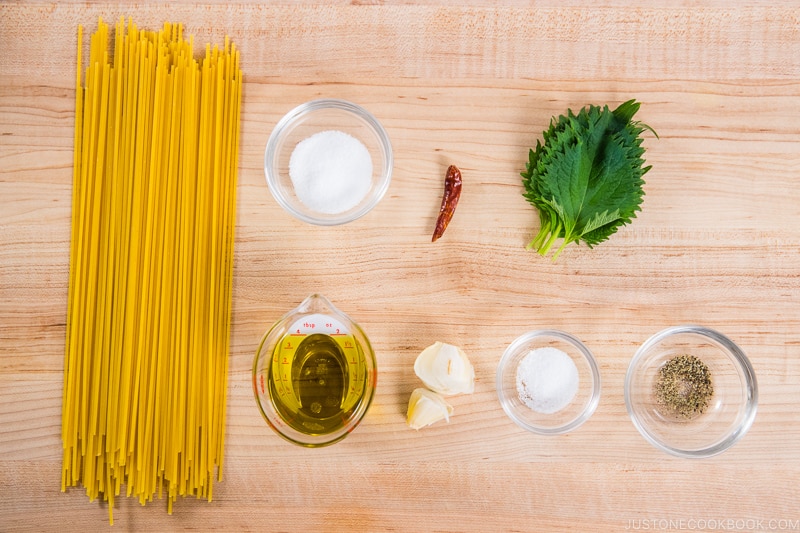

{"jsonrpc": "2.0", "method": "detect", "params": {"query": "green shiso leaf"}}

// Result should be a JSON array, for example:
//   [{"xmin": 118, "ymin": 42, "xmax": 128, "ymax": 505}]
[{"xmin": 522, "ymin": 99, "xmax": 656, "ymax": 260}]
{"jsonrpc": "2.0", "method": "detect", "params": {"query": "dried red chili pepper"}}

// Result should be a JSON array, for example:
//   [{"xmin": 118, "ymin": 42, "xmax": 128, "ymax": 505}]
[{"xmin": 432, "ymin": 165, "xmax": 462, "ymax": 242}]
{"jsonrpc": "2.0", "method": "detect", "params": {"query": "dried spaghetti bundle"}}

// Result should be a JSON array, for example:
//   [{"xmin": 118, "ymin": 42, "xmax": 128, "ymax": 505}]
[{"xmin": 62, "ymin": 18, "xmax": 241, "ymax": 523}]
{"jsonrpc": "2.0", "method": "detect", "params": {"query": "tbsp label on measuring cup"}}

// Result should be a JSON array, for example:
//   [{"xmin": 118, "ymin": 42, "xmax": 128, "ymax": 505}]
[{"xmin": 288, "ymin": 313, "xmax": 349, "ymax": 336}]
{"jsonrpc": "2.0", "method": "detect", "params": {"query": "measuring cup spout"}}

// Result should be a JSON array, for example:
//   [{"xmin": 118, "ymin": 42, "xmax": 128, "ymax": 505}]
[{"xmin": 295, "ymin": 293, "xmax": 337, "ymax": 316}]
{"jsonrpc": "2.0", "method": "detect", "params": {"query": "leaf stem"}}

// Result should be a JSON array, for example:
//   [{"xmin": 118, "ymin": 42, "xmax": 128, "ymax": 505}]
[
  {"xmin": 539, "ymin": 221, "xmax": 562, "ymax": 256},
  {"xmin": 552, "ymin": 238, "xmax": 571, "ymax": 261},
  {"xmin": 527, "ymin": 218, "xmax": 549, "ymax": 251}
]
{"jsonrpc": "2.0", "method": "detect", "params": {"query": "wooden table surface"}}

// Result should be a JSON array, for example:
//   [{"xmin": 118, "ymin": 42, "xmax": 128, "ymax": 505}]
[{"xmin": 2, "ymin": 1, "xmax": 799, "ymax": 531}]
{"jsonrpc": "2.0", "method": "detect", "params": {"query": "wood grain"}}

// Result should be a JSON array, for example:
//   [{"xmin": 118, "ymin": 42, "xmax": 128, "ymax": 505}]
[{"xmin": 2, "ymin": 1, "xmax": 799, "ymax": 531}]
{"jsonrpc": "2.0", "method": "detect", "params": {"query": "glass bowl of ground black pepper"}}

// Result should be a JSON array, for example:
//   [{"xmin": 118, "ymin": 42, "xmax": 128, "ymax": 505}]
[
  {"xmin": 625, "ymin": 325, "xmax": 758, "ymax": 458},
  {"xmin": 264, "ymin": 99, "xmax": 393, "ymax": 226},
  {"xmin": 496, "ymin": 330, "xmax": 601, "ymax": 435}
]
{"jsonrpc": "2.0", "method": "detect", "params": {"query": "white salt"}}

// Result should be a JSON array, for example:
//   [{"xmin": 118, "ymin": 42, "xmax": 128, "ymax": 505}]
[
  {"xmin": 289, "ymin": 129, "xmax": 373, "ymax": 214},
  {"xmin": 516, "ymin": 347, "xmax": 579, "ymax": 414}
]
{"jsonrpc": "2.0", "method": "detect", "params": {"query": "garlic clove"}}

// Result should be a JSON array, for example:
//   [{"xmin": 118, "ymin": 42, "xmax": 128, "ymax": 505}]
[
  {"xmin": 406, "ymin": 388, "xmax": 454, "ymax": 430},
  {"xmin": 414, "ymin": 341, "xmax": 475, "ymax": 395}
]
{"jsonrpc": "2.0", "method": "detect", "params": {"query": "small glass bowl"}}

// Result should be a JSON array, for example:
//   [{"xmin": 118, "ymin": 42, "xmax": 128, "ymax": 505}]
[
  {"xmin": 496, "ymin": 330, "xmax": 601, "ymax": 435},
  {"xmin": 264, "ymin": 99, "xmax": 393, "ymax": 225},
  {"xmin": 625, "ymin": 325, "xmax": 758, "ymax": 458}
]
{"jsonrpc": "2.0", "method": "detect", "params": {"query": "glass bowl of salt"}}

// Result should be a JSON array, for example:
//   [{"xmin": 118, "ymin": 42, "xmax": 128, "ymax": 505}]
[
  {"xmin": 496, "ymin": 330, "xmax": 601, "ymax": 435},
  {"xmin": 265, "ymin": 99, "xmax": 393, "ymax": 225}
]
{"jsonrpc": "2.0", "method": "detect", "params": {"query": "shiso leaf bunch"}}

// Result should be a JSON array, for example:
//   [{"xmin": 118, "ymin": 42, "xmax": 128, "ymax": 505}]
[{"xmin": 522, "ymin": 99, "xmax": 656, "ymax": 260}]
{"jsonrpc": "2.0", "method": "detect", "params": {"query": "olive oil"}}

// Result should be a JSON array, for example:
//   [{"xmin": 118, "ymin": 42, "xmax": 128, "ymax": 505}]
[{"xmin": 268, "ymin": 333, "xmax": 367, "ymax": 436}]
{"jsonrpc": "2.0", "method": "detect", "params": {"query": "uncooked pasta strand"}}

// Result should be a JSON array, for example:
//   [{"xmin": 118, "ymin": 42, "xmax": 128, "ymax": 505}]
[{"xmin": 62, "ymin": 23, "xmax": 84, "ymax": 492}]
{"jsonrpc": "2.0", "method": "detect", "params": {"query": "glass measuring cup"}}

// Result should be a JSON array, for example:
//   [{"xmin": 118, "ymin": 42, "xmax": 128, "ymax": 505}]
[{"xmin": 252, "ymin": 294, "xmax": 377, "ymax": 447}]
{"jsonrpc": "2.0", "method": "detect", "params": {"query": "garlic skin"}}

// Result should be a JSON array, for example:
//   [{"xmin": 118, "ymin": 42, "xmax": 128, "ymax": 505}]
[
  {"xmin": 406, "ymin": 388, "xmax": 453, "ymax": 430},
  {"xmin": 414, "ymin": 342, "xmax": 475, "ymax": 395}
]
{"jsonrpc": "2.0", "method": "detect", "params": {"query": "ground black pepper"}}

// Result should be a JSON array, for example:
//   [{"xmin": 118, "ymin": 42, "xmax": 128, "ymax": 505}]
[{"xmin": 654, "ymin": 354, "xmax": 714, "ymax": 419}]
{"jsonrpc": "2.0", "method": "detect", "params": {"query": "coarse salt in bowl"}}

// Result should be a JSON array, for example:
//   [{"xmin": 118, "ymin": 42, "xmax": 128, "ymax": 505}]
[
  {"xmin": 496, "ymin": 330, "xmax": 601, "ymax": 435},
  {"xmin": 264, "ymin": 99, "xmax": 393, "ymax": 226}
]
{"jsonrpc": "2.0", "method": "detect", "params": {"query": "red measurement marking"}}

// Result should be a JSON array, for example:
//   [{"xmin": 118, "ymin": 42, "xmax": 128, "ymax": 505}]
[{"xmin": 260, "ymin": 374, "xmax": 265, "ymax": 394}]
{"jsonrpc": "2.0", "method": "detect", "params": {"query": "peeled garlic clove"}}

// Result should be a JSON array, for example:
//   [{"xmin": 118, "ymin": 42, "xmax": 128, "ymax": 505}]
[
  {"xmin": 406, "ymin": 388, "xmax": 454, "ymax": 430},
  {"xmin": 414, "ymin": 341, "xmax": 475, "ymax": 395}
]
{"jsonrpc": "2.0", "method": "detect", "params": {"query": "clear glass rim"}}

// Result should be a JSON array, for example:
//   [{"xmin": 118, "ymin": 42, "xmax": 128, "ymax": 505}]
[
  {"xmin": 624, "ymin": 325, "xmax": 759, "ymax": 458},
  {"xmin": 264, "ymin": 98, "xmax": 393, "ymax": 226},
  {"xmin": 496, "ymin": 329, "xmax": 602, "ymax": 435}
]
